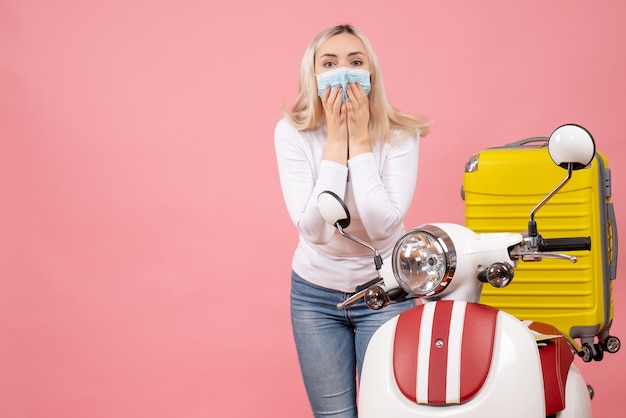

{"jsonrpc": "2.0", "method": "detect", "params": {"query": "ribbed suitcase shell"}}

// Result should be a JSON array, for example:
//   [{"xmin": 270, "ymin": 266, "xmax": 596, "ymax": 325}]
[{"xmin": 463, "ymin": 138, "xmax": 618, "ymax": 354}]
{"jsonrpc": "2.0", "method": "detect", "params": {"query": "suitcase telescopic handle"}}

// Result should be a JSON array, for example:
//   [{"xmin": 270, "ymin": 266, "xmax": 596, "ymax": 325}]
[
  {"xmin": 538, "ymin": 237, "xmax": 592, "ymax": 252},
  {"xmin": 504, "ymin": 137, "xmax": 549, "ymax": 147}
]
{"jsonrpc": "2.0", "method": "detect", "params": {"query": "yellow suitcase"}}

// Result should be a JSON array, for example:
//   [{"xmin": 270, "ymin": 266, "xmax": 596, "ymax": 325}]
[{"xmin": 462, "ymin": 137, "xmax": 620, "ymax": 362}]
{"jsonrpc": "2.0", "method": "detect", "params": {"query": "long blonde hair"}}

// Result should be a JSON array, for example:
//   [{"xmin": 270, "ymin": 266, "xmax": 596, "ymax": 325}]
[{"xmin": 283, "ymin": 24, "xmax": 432, "ymax": 140}]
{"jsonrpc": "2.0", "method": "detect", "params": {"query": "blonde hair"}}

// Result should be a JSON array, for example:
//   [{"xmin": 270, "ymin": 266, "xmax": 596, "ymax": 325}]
[{"xmin": 283, "ymin": 24, "xmax": 432, "ymax": 140}]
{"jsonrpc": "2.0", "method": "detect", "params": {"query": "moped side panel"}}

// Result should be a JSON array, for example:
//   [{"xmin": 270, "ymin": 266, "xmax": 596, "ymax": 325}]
[
  {"xmin": 558, "ymin": 365, "xmax": 592, "ymax": 418},
  {"xmin": 358, "ymin": 307, "xmax": 545, "ymax": 418}
]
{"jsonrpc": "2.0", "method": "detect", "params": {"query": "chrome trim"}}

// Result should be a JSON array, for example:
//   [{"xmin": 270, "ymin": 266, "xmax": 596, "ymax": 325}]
[{"xmin": 392, "ymin": 224, "xmax": 457, "ymax": 297}]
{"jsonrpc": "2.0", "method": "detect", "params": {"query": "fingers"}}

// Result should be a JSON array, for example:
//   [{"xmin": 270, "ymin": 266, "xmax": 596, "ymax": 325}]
[
  {"xmin": 321, "ymin": 83, "xmax": 366, "ymax": 111},
  {"xmin": 321, "ymin": 85, "xmax": 340, "ymax": 103},
  {"xmin": 345, "ymin": 82, "xmax": 369, "ymax": 142},
  {"xmin": 345, "ymin": 82, "xmax": 369, "ymax": 115},
  {"xmin": 331, "ymin": 87, "xmax": 343, "ymax": 113},
  {"xmin": 321, "ymin": 83, "xmax": 370, "ymax": 133},
  {"xmin": 321, "ymin": 86, "xmax": 347, "ymax": 141},
  {"xmin": 345, "ymin": 82, "xmax": 366, "ymax": 104},
  {"xmin": 321, "ymin": 85, "xmax": 345, "ymax": 118}
]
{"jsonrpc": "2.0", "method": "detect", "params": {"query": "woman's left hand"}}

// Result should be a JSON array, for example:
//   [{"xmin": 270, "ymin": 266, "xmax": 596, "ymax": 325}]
[{"xmin": 345, "ymin": 82, "xmax": 371, "ymax": 156}]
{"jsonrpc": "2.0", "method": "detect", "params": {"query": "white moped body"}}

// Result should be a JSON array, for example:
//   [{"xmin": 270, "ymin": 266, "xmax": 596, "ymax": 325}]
[
  {"xmin": 358, "ymin": 300, "xmax": 592, "ymax": 417},
  {"xmin": 317, "ymin": 125, "xmax": 603, "ymax": 418},
  {"xmin": 357, "ymin": 223, "xmax": 592, "ymax": 417}
]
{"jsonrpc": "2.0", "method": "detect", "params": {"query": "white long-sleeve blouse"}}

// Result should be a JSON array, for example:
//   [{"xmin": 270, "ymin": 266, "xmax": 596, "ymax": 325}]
[{"xmin": 274, "ymin": 118, "xmax": 420, "ymax": 292}]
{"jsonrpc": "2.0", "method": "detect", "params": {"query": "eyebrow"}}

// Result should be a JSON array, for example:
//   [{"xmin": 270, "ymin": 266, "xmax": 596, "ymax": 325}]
[{"xmin": 318, "ymin": 51, "xmax": 366, "ymax": 59}]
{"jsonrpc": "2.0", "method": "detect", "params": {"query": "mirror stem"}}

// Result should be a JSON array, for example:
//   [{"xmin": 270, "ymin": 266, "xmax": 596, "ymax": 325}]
[
  {"xmin": 336, "ymin": 224, "xmax": 384, "ymax": 271},
  {"xmin": 530, "ymin": 163, "xmax": 573, "ymax": 224},
  {"xmin": 528, "ymin": 163, "xmax": 573, "ymax": 244}
]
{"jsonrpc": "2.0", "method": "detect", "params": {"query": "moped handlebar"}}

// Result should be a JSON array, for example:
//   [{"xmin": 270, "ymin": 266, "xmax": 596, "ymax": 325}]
[{"xmin": 538, "ymin": 236, "xmax": 591, "ymax": 252}]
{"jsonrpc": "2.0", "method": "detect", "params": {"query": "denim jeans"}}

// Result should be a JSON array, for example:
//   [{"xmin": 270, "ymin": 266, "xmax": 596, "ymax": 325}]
[{"xmin": 290, "ymin": 271, "xmax": 415, "ymax": 418}]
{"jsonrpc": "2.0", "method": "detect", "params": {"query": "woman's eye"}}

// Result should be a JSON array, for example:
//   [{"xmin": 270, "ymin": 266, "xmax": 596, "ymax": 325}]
[
  {"xmin": 351, "ymin": 60, "xmax": 363, "ymax": 66},
  {"xmin": 323, "ymin": 62, "xmax": 335, "ymax": 68}
]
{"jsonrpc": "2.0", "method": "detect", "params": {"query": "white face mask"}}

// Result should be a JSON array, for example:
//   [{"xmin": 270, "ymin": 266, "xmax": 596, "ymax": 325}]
[{"xmin": 316, "ymin": 67, "xmax": 371, "ymax": 101}]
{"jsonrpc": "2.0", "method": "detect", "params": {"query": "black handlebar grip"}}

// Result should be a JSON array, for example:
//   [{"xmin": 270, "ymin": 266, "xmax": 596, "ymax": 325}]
[
  {"xmin": 387, "ymin": 287, "xmax": 408, "ymax": 302},
  {"xmin": 538, "ymin": 237, "xmax": 591, "ymax": 252},
  {"xmin": 355, "ymin": 277, "xmax": 382, "ymax": 293}
]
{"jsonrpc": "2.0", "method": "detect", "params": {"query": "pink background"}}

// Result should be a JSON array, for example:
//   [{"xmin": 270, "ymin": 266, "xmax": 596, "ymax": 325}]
[{"xmin": 1, "ymin": 1, "xmax": 624, "ymax": 416}]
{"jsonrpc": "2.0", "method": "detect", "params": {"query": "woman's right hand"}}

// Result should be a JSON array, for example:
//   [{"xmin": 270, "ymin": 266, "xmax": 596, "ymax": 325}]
[{"xmin": 320, "ymin": 85, "xmax": 348, "ymax": 164}]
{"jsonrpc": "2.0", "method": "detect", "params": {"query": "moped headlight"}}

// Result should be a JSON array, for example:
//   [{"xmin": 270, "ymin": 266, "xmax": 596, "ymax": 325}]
[{"xmin": 392, "ymin": 225, "xmax": 456, "ymax": 297}]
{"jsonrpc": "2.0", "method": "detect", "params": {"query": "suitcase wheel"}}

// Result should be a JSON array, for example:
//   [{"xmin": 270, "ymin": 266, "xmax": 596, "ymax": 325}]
[
  {"xmin": 579, "ymin": 343, "xmax": 593, "ymax": 362},
  {"xmin": 593, "ymin": 344, "xmax": 604, "ymax": 361},
  {"xmin": 579, "ymin": 343, "xmax": 604, "ymax": 362},
  {"xmin": 602, "ymin": 335, "xmax": 621, "ymax": 354}
]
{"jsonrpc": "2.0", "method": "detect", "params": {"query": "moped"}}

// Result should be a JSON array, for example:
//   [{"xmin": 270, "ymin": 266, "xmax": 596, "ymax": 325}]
[{"xmin": 318, "ymin": 124, "xmax": 619, "ymax": 417}]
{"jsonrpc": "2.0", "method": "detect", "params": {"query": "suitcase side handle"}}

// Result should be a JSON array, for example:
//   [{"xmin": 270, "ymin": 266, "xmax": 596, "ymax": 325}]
[
  {"xmin": 608, "ymin": 202, "xmax": 619, "ymax": 280},
  {"xmin": 504, "ymin": 137, "xmax": 549, "ymax": 147}
]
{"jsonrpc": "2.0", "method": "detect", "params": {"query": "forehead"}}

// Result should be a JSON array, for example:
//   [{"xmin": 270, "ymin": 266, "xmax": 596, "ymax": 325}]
[{"xmin": 316, "ymin": 33, "xmax": 366, "ymax": 58}]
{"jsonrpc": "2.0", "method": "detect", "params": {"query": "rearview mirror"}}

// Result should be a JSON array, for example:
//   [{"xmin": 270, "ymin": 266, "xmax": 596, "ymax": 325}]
[
  {"xmin": 318, "ymin": 191, "xmax": 351, "ymax": 229},
  {"xmin": 548, "ymin": 124, "xmax": 596, "ymax": 170}
]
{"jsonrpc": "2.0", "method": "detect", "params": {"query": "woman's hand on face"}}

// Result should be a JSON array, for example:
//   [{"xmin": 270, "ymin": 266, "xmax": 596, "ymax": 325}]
[
  {"xmin": 321, "ymin": 85, "xmax": 347, "ymax": 140},
  {"xmin": 345, "ymin": 82, "xmax": 371, "ymax": 151},
  {"xmin": 321, "ymin": 85, "xmax": 348, "ymax": 163}
]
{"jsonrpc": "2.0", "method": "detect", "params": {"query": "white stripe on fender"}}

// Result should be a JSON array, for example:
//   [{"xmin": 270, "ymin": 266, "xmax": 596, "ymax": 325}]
[
  {"xmin": 416, "ymin": 301, "xmax": 436, "ymax": 403},
  {"xmin": 446, "ymin": 301, "xmax": 467, "ymax": 403}
]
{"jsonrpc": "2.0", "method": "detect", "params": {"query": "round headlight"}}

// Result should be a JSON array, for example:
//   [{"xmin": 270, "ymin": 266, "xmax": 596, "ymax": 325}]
[{"xmin": 392, "ymin": 225, "xmax": 455, "ymax": 297}]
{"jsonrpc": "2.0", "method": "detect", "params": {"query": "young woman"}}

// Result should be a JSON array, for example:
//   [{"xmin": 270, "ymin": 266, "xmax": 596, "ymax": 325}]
[{"xmin": 274, "ymin": 24, "xmax": 431, "ymax": 418}]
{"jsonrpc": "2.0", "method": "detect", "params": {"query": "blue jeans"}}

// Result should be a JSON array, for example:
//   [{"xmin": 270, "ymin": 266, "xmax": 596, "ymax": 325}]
[{"xmin": 290, "ymin": 271, "xmax": 415, "ymax": 418}]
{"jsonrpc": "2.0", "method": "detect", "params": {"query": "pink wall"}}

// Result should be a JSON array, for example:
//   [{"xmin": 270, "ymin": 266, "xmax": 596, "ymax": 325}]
[{"xmin": 1, "ymin": 1, "xmax": 624, "ymax": 416}]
